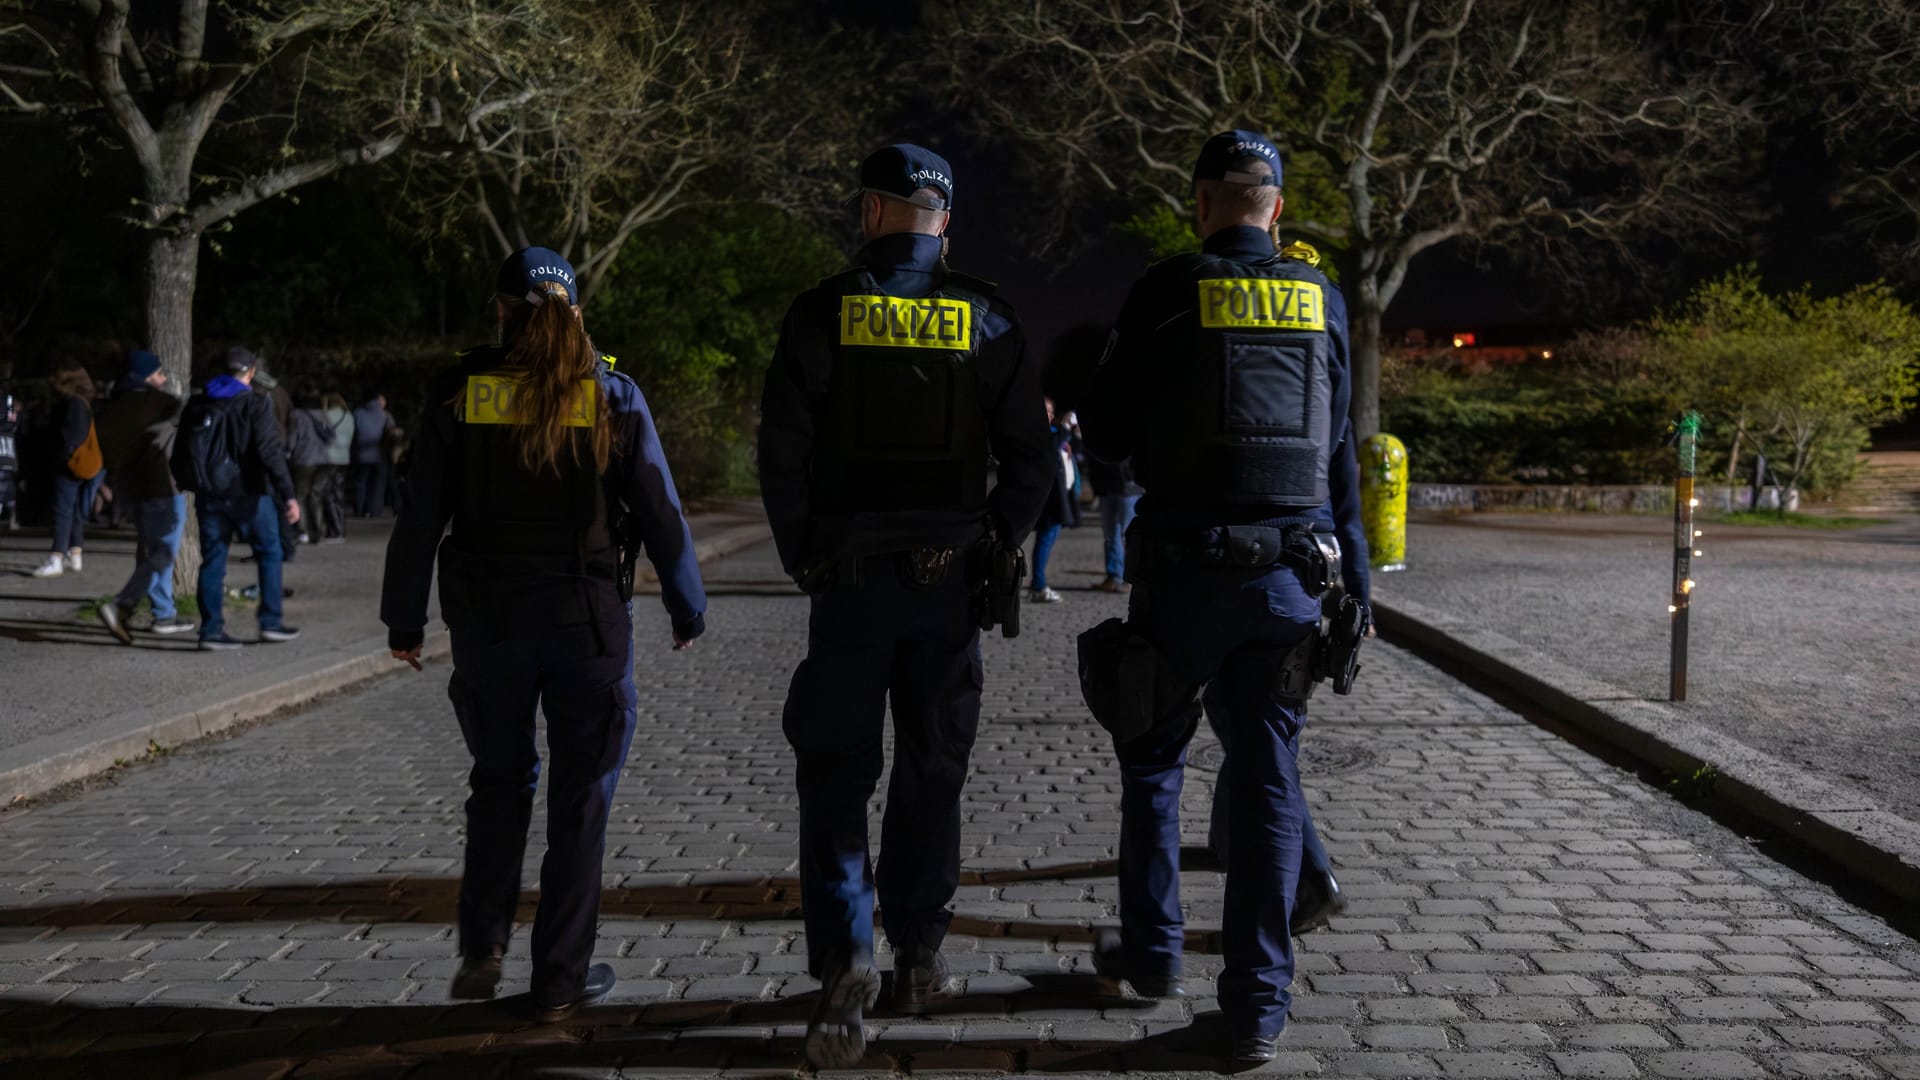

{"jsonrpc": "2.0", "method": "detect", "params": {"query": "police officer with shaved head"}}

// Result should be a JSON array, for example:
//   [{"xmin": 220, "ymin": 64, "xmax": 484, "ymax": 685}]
[
  {"xmin": 1077, "ymin": 130, "xmax": 1372, "ymax": 1063},
  {"xmin": 759, "ymin": 144, "xmax": 1052, "ymax": 1069}
]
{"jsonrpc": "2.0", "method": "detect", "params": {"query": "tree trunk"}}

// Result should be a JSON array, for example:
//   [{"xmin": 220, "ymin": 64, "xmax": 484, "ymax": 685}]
[
  {"xmin": 146, "ymin": 233, "xmax": 199, "ymax": 391},
  {"xmin": 146, "ymin": 231, "xmax": 203, "ymax": 596},
  {"xmin": 1348, "ymin": 280, "xmax": 1385, "ymax": 441}
]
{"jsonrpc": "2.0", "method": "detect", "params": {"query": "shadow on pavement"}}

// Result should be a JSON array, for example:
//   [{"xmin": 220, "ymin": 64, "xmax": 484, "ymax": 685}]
[
  {"xmin": 1, "ymin": 849, "xmax": 1226, "ymax": 939},
  {"xmin": 0, "ymin": 990, "xmax": 1227, "ymax": 1078}
]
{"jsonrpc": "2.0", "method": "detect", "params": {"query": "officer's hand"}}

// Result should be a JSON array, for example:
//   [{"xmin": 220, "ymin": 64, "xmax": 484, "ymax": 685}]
[
  {"xmin": 286, "ymin": 499, "xmax": 302, "ymax": 526},
  {"xmin": 391, "ymin": 647, "xmax": 423, "ymax": 671}
]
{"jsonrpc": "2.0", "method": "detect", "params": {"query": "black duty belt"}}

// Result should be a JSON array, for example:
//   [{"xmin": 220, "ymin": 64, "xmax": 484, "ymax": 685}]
[{"xmin": 1143, "ymin": 524, "xmax": 1340, "ymax": 596}]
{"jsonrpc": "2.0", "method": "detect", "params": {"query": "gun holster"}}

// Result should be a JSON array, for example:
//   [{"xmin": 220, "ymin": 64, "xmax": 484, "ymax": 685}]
[
  {"xmin": 1077, "ymin": 617, "xmax": 1201, "ymax": 743},
  {"xmin": 1320, "ymin": 595, "xmax": 1369, "ymax": 695}
]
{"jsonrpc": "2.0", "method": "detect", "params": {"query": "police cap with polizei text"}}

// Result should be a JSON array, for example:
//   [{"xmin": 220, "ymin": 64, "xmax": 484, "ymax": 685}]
[
  {"xmin": 1192, "ymin": 129, "xmax": 1284, "ymax": 188},
  {"xmin": 496, "ymin": 246, "xmax": 579, "ymax": 305},
  {"xmin": 854, "ymin": 144, "xmax": 954, "ymax": 211}
]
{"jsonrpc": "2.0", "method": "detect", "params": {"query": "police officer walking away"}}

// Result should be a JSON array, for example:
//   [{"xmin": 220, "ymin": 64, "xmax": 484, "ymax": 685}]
[
  {"xmin": 381, "ymin": 247, "xmax": 708, "ymax": 1021},
  {"xmin": 1077, "ymin": 130, "xmax": 1372, "ymax": 1062},
  {"xmin": 759, "ymin": 144, "xmax": 1052, "ymax": 1068}
]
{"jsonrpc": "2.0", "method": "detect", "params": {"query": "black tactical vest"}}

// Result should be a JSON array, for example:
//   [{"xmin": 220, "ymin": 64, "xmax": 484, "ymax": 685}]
[
  {"xmin": 810, "ymin": 269, "xmax": 993, "ymax": 516},
  {"xmin": 449, "ymin": 350, "xmax": 612, "ymax": 564},
  {"xmin": 1146, "ymin": 252, "xmax": 1335, "ymax": 511}
]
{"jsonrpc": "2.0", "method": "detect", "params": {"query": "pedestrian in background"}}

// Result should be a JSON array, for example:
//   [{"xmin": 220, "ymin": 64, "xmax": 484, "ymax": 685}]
[
  {"xmin": 94, "ymin": 349, "xmax": 194, "ymax": 640},
  {"xmin": 172, "ymin": 347, "xmax": 301, "ymax": 650},
  {"xmin": 318, "ymin": 392, "xmax": 351, "ymax": 541},
  {"xmin": 382, "ymin": 246, "xmax": 706, "ymax": 1022},
  {"xmin": 350, "ymin": 393, "xmax": 393, "ymax": 517},
  {"xmin": 1086, "ymin": 454, "xmax": 1140, "ymax": 593},
  {"xmin": 31, "ymin": 363, "xmax": 103, "ymax": 578},
  {"xmin": 1027, "ymin": 396, "xmax": 1080, "ymax": 604},
  {"xmin": 288, "ymin": 394, "xmax": 333, "ymax": 546},
  {"xmin": 252, "ymin": 366, "xmax": 300, "ymax": 560}
]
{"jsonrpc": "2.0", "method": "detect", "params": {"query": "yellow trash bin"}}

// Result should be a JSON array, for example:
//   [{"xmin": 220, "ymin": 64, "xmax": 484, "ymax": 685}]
[{"xmin": 1360, "ymin": 434, "xmax": 1408, "ymax": 572}]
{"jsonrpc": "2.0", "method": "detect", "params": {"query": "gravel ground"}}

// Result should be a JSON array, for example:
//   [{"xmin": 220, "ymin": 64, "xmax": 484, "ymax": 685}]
[{"xmin": 1375, "ymin": 511, "xmax": 1920, "ymax": 822}]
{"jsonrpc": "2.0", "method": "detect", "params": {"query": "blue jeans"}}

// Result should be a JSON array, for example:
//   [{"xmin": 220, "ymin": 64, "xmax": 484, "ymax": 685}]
[
  {"xmin": 1031, "ymin": 524, "xmax": 1062, "ymax": 590},
  {"xmin": 195, "ymin": 494, "xmax": 285, "ymax": 640},
  {"xmin": 1099, "ymin": 494, "xmax": 1139, "ymax": 579},
  {"xmin": 1113, "ymin": 559, "xmax": 1319, "ymax": 1038},
  {"xmin": 115, "ymin": 494, "xmax": 186, "ymax": 619},
  {"xmin": 49, "ymin": 470, "xmax": 105, "ymax": 552},
  {"xmin": 450, "ymin": 604, "xmax": 637, "ymax": 1007},
  {"xmin": 782, "ymin": 562, "xmax": 982, "ymax": 976}
]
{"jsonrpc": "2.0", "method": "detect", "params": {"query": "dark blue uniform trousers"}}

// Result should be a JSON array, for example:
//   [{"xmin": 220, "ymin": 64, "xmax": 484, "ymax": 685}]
[
  {"xmin": 782, "ymin": 565, "xmax": 982, "ymax": 977},
  {"xmin": 1115, "ymin": 561, "xmax": 1320, "ymax": 1038},
  {"xmin": 448, "ymin": 605, "xmax": 637, "ymax": 1007}
]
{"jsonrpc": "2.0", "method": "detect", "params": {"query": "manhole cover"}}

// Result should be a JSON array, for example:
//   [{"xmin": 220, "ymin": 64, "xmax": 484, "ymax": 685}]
[{"xmin": 1189, "ymin": 732, "xmax": 1376, "ymax": 776}]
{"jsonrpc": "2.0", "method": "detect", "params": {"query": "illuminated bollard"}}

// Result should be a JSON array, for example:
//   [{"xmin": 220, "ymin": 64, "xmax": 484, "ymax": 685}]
[{"xmin": 1360, "ymin": 433, "xmax": 1408, "ymax": 572}]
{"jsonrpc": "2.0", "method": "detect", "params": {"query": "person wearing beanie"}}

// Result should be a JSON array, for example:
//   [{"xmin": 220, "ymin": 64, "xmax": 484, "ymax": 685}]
[{"xmin": 94, "ymin": 349, "xmax": 194, "ymax": 639}]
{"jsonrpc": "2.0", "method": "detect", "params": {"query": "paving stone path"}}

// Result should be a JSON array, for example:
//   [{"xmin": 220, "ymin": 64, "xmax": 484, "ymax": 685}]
[{"xmin": 2, "ymin": 532, "xmax": 1917, "ymax": 1078}]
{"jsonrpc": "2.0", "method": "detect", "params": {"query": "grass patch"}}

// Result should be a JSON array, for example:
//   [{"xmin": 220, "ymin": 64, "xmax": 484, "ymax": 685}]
[
  {"xmin": 73, "ymin": 594, "xmax": 199, "ymax": 622},
  {"xmin": 1704, "ymin": 511, "xmax": 1890, "ymax": 529}
]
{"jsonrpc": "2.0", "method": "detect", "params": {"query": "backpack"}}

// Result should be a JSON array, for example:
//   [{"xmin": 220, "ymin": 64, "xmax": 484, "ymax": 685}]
[
  {"xmin": 66, "ymin": 421, "xmax": 104, "ymax": 480},
  {"xmin": 171, "ymin": 395, "xmax": 245, "ymax": 496}
]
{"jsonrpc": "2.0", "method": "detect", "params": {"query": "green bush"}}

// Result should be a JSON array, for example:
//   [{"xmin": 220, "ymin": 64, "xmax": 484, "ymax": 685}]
[{"xmin": 1382, "ymin": 361, "xmax": 1687, "ymax": 485}]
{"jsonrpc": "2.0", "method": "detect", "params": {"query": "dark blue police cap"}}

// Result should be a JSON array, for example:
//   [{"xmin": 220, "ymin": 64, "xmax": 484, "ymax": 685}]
[
  {"xmin": 496, "ymin": 246, "xmax": 579, "ymax": 304},
  {"xmin": 1192, "ymin": 129, "xmax": 1283, "ymax": 188},
  {"xmin": 854, "ymin": 144, "xmax": 954, "ymax": 211},
  {"xmin": 126, "ymin": 349, "xmax": 162, "ymax": 380}
]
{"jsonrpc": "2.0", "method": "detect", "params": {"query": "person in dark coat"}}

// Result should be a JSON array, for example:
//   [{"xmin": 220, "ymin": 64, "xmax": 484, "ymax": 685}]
[
  {"xmin": 1027, "ymin": 397, "xmax": 1081, "ymax": 603},
  {"xmin": 94, "ymin": 349, "xmax": 194, "ymax": 639}
]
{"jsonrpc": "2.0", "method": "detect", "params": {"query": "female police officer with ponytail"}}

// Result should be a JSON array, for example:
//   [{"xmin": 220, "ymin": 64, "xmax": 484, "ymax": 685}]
[{"xmin": 381, "ymin": 247, "xmax": 707, "ymax": 1020}]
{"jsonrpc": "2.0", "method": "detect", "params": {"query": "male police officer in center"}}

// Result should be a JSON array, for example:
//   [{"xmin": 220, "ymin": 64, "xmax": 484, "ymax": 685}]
[
  {"xmin": 759, "ymin": 144, "xmax": 1052, "ymax": 1069},
  {"xmin": 1077, "ymin": 129, "xmax": 1371, "ymax": 1062}
]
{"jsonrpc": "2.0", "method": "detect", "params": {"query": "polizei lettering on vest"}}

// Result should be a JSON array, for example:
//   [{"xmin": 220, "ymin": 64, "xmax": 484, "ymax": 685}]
[
  {"xmin": 840, "ymin": 294, "xmax": 973, "ymax": 350},
  {"xmin": 463, "ymin": 375, "xmax": 597, "ymax": 427},
  {"xmin": 1197, "ymin": 278, "xmax": 1328, "ymax": 332}
]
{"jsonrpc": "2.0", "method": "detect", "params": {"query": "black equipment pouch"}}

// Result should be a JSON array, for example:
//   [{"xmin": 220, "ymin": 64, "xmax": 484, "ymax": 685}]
[
  {"xmin": 971, "ymin": 540, "xmax": 1025, "ymax": 639},
  {"xmin": 1076, "ymin": 617, "xmax": 1202, "ymax": 743},
  {"xmin": 905, "ymin": 546, "xmax": 956, "ymax": 587}
]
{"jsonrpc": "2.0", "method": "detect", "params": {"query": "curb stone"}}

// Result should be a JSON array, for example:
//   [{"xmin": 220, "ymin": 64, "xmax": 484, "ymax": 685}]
[
  {"xmin": 0, "ymin": 523, "xmax": 773, "ymax": 806},
  {"xmin": 1373, "ymin": 594, "xmax": 1920, "ymax": 904}
]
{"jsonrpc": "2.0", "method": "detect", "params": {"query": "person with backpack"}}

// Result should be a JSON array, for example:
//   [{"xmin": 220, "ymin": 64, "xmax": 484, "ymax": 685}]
[
  {"xmin": 171, "ymin": 347, "xmax": 302, "ymax": 651},
  {"xmin": 94, "ymin": 349, "xmax": 194, "ymax": 639},
  {"xmin": 31, "ymin": 363, "xmax": 104, "ymax": 578}
]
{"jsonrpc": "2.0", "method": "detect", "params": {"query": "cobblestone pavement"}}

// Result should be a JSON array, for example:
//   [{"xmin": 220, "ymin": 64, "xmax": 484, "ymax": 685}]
[{"xmin": 2, "ymin": 531, "xmax": 1919, "ymax": 1079}]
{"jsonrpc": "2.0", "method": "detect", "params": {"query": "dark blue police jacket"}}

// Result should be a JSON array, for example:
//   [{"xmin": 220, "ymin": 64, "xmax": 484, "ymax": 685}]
[
  {"xmin": 758, "ymin": 232, "xmax": 1054, "ymax": 578},
  {"xmin": 1081, "ymin": 225, "xmax": 1371, "ymax": 605},
  {"xmin": 381, "ymin": 347, "xmax": 708, "ymax": 649}
]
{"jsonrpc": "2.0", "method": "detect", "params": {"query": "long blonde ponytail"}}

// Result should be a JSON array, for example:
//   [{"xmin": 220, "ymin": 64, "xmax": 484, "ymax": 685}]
[{"xmin": 499, "ymin": 282, "xmax": 613, "ymax": 476}]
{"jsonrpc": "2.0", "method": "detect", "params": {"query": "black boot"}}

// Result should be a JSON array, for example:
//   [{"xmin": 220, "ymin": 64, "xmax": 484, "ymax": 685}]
[
  {"xmin": 1292, "ymin": 869, "xmax": 1347, "ymax": 934},
  {"xmin": 1091, "ymin": 928, "xmax": 1185, "ymax": 999},
  {"xmin": 532, "ymin": 962, "xmax": 616, "ymax": 1022},
  {"xmin": 449, "ymin": 944, "xmax": 504, "ymax": 1000}
]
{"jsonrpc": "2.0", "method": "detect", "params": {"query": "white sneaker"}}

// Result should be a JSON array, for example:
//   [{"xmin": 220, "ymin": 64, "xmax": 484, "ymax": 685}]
[
  {"xmin": 31, "ymin": 554, "xmax": 64, "ymax": 578},
  {"xmin": 64, "ymin": 549, "xmax": 82, "ymax": 572},
  {"xmin": 1028, "ymin": 587, "xmax": 1063, "ymax": 604}
]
